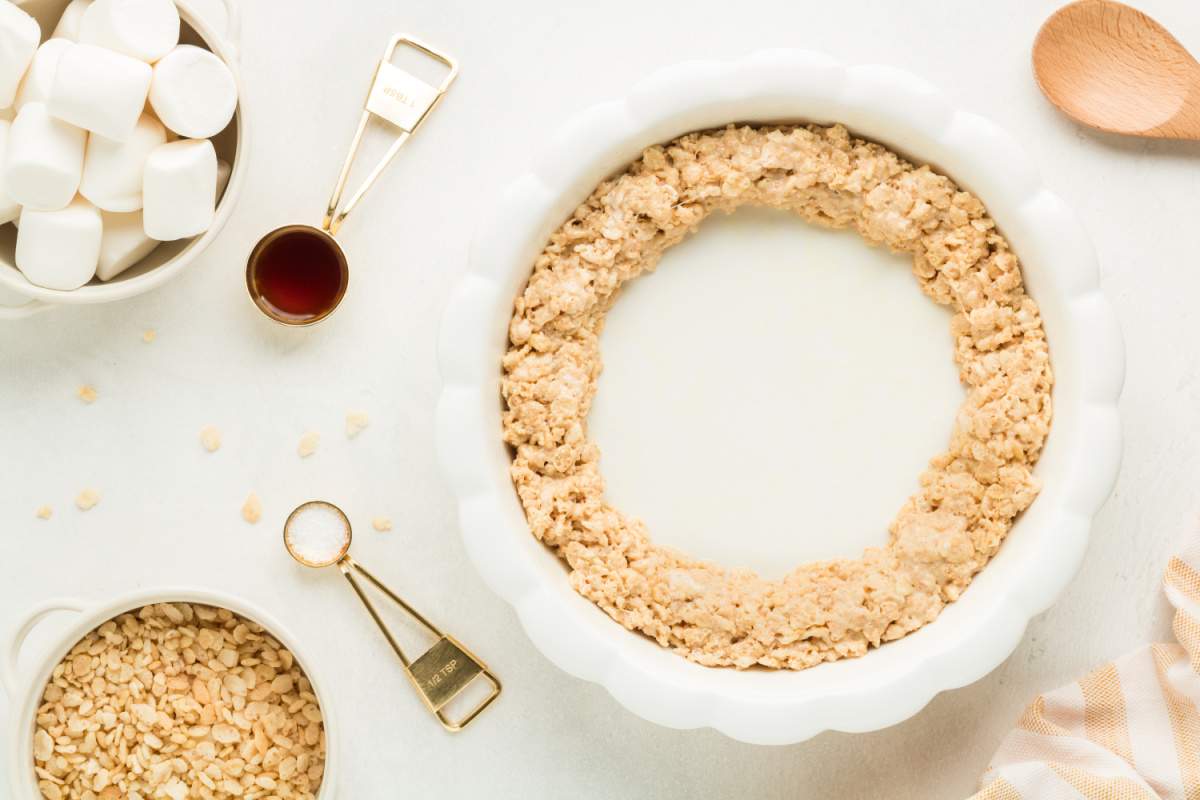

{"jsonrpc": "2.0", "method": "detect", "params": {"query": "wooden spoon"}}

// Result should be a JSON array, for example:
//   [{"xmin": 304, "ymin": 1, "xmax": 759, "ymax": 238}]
[{"xmin": 1033, "ymin": 0, "xmax": 1200, "ymax": 139}]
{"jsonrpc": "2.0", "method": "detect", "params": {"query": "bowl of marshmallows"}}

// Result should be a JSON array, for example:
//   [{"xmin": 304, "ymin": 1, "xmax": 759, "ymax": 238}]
[{"xmin": 0, "ymin": 0, "xmax": 241, "ymax": 316}]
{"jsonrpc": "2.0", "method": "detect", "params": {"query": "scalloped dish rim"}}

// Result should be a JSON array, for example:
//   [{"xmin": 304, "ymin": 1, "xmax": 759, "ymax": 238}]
[{"xmin": 435, "ymin": 49, "xmax": 1125, "ymax": 745}]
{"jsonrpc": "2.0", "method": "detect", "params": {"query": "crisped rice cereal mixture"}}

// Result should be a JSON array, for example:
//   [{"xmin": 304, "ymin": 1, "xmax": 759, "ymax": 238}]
[
  {"xmin": 501, "ymin": 124, "xmax": 1052, "ymax": 670},
  {"xmin": 32, "ymin": 603, "xmax": 325, "ymax": 799}
]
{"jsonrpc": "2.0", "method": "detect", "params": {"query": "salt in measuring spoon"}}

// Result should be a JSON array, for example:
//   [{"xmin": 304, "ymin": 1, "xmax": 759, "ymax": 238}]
[
  {"xmin": 246, "ymin": 34, "xmax": 458, "ymax": 326},
  {"xmin": 283, "ymin": 500, "xmax": 501, "ymax": 731}
]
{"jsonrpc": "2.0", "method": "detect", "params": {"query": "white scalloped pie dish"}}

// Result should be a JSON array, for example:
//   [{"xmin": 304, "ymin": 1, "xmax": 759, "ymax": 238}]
[{"xmin": 436, "ymin": 49, "xmax": 1124, "ymax": 745}]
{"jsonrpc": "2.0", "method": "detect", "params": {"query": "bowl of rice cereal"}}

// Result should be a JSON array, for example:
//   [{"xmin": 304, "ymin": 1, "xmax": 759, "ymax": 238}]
[{"xmin": 3, "ymin": 588, "xmax": 338, "ymax": 799}]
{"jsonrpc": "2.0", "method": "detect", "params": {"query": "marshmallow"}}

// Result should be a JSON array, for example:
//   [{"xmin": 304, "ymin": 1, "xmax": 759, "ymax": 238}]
[
  {"xmin": 80, "ymin": 112, "xmax": 164, "ymax": 211},
  {"xmin": 97, "ymin": 208, "xmax": 156, "ymax": 280},
  {"xmin": 149, "ymin": 45, "xmax": 236, "ymax": 139},
  {"xmin": 49, "ymin": 43, "xmax": 150, "ymax": 141},
  {"xmin": 0, "ymin": 2, "xmax": 39, "ymax": 108},
  {"xmin": 0, "ymin": 120, "xmax": 19, "ymax": 222},
  {"xmin": 16, "ymin": 198, "xmax": 101, "ymax": 290},
  {"xmin": 15, "ymin": 38, "xmax": 73, "ymax": 110},
  {"xmin": 80, "ymin": 0, "xmax": 178, "ymax": 63},
  {"xmin": 4, "ymin": 102, "xmax": 86, "ymax": 210},
  {"xmin": 51, "ymin": 0, "xmax": 92, "ymax": 41},
  {"xmin": 142, "ymin": 138, "xmax": 215, "ymax": 240}
]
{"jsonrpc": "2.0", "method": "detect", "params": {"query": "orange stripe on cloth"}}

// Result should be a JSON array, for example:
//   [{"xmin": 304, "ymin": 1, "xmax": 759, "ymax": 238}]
[
  {"xmin": 1050, "ymin": 762, "xmax": 1162, "ymax": 799},
  {"xmin": 1079, "ymin": 663, "xmax": 1135, "ymax": 767},
  {"xmin": 1167, "ymin": 557, "xmax": 1200, "ymax": 605},
  {"xmin": 1151, "ymin": 642, "xmax": 1200, "ymax": 799},
  {"xmin": 970, "ymin": 776, "xmax": 1024, "ymax": 800},
  {"xmin": 1174, "ymin": 609, "xmax": 1200, "ymax": 673},
  {"xmin": 1019, "ymin": 695, "xmax": 1074, "ymax": 738}
]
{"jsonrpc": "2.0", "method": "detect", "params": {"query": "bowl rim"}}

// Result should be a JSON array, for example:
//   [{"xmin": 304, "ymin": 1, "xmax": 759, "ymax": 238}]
[
  {"xmin": 435, "ymin": 48, "xmax": 1125, "ymax": 745},
  {"xmin": 4, "ymin": 586, "xmax": 339, "ymax": 799},
  {"xmin": 0, "ymin": 0, "xmax": 247, "ymax": 307}
]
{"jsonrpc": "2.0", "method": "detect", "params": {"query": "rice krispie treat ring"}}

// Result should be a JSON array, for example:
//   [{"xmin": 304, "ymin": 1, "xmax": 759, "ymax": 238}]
[{"xmin": 501, "ymin": 123, "xmax": 1052, "ymax": 670}]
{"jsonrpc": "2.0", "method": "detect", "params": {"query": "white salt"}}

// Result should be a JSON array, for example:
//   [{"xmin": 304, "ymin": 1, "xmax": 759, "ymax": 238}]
[{"xmin": 285, "ymin": 503, "xmax": 350, "ymax": 565}]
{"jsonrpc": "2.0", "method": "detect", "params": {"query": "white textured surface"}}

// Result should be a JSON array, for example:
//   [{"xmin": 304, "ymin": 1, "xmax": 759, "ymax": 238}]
[{"xmin": 0, "ymin": 0, "xmax": 1192, "ymax": 796}]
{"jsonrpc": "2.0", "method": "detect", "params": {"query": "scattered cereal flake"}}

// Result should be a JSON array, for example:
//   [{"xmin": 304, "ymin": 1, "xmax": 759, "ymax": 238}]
[
  {"xmin": 75, "ymin": 489, "xmax": 101, "ymax": 511},
  {"xmin": 372, "ymin": 516, "xmax": 392, "ymax": 532},
  {"xmin": 241, "ymin": 492, "xmax": 262, "ymax": 524},
  {"xmin": 77, "ymin": 384, "xmax": 97, "ymax": 404},
  {"xmin": 36, "ymin": 505, "xmax": 52, "ymax": 520},
  {"xmin": 345, "ymin": 411, "xmax": 369, "ymax": 438},
  {"xmin": 142, "ymin": 328, "xmax": 156, "ymax": 343},
  {"xmin": 199, "ymin": 425, "xmax": 222, "ymax": 453},
  {"xmin": 297, "ymin": 431, "xmax": 320, "ymax": 458}
]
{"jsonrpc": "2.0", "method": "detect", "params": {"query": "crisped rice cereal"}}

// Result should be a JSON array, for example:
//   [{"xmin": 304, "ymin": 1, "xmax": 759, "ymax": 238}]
[
  {"xmin": 241, "ymin": 492, "xmax": 262, "ymax": 524},
  {"xmin": 74, "ymin": 489, "xmax": 101, "ymax": 511},
  {"xmin": 501, "ymin": 124, "xmax": 1052, "ymax": 670},
  {"xmin": 297, "ymin": 432, "xmax": 320, "ymax": 459},
  {"xmin": 199, "ymin": 425, "xmax": 222, "ymax": 453},
  {"xmin": 345, "ymin": 412, "xmax": 369, "ymax": 439},
  {"xmin": 32, "ymin": 603, "xmax": 326, "ymax": 799}
]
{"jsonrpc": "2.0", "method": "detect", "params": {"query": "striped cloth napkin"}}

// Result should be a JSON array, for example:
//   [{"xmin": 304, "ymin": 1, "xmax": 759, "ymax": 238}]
[{"xmin": 971, "ymin": 543, "xmax": 1200, "ymax": 799}]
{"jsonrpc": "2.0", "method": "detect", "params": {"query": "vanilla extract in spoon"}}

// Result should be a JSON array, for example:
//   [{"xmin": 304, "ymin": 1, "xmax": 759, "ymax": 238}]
[
  {"xmin": 246, "ymin": 225, "xmax": 346, "ymax": 325},
  {"xmin": 245, "ymin": 34, "xmax": 457, "ymax": 325}
]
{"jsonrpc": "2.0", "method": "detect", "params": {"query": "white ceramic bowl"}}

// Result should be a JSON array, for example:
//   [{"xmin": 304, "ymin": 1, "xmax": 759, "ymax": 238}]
[
  {"xmin": 2, "ymin": 588, "xmax": 340, "ymax": 799},
  {"xmin": 0, "ymin": 0, "xmax": 245, "ymax": 320},
  {"xmin": 436, "ymin": 50, "xmax": 1125, "ymax": 745}
]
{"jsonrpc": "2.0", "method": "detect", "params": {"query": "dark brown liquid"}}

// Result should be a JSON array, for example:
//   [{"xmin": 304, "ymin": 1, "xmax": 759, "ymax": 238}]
[{"xmin": 248, "ymin": 227, "xmax": 347, "ymax": 324}]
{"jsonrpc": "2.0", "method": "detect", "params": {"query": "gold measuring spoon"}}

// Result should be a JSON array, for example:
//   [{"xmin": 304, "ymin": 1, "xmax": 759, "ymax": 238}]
[
  {"xmin": 1033, "ymin": 0, "xmax": 1200, "ymax": 139},
  {"xmin": 246, "ymin": 34, "xmax": 458, "ymax": 325},
  {"xmin": 283, "ymin": 501, "xmax": 500, "ymax": 731}
]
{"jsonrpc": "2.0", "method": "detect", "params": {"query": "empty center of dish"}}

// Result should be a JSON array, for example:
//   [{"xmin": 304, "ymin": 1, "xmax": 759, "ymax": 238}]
[{"xmin": 588, "ymin": 207, "xmax": 962, "ymax": 579}]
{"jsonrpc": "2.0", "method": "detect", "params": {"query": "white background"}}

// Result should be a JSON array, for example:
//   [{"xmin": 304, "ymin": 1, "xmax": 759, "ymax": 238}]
[{"xmin": 2, "ymin": 0, "xmax": 1197, "ymax": 797}]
